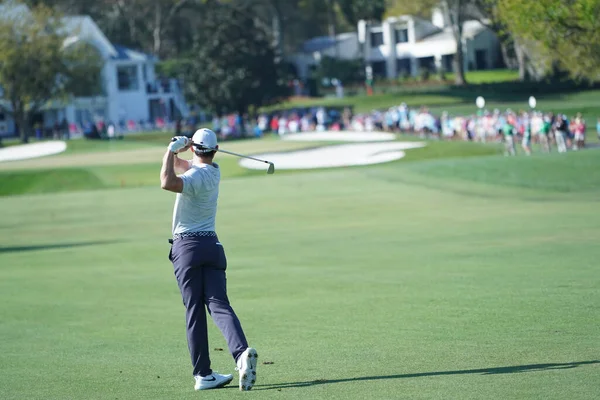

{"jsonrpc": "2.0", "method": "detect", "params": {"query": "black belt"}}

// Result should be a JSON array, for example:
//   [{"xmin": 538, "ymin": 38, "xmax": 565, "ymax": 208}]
[{"xmin": 169, "ymin": 231, "xmax": 217, "ymax": 244}]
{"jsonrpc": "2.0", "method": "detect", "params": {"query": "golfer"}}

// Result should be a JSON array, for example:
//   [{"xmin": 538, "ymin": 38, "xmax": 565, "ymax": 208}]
[{"xmin": 160, "ymin": 128, "xmax": 258, "ymax": 391}]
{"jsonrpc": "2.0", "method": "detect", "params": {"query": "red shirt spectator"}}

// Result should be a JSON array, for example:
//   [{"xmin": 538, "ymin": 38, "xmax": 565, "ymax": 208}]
[{"xmin": 270, "ymin": 117, "xmax": 279, "ymax": 132}]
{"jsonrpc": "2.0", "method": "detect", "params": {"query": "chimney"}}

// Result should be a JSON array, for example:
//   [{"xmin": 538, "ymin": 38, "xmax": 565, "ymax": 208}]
[{"xmin": 432, "ymin": 7, "xmax": 446, "ymax": 29}]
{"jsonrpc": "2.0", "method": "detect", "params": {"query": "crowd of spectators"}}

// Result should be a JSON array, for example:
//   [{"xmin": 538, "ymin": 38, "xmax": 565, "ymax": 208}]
[
  {"xmin": 249, "ymin": 104, "xmax": 598, "ymax": 155},
  {"xmin": 28, "ymin": 103, "xmax": 600, "ymax": 156}
]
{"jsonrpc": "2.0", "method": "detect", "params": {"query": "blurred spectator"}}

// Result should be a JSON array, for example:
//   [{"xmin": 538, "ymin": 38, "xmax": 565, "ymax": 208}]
[
  {"xmin": 51, "ymin": 121, "xmax": 59, "ymax": 139},
  {"xmin": 554, "ymin": 115, "xmax": 568, "ymax": 153},
  {"xmin": 572, "ymin": 113, "xmax": 586, "ymax": 150},
  {"xmin": 61, "ymin": 118, "xmax": 70, "ymax": 140}
]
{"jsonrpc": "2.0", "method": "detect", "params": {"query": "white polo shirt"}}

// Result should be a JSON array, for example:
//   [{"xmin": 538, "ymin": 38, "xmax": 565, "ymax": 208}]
[{"xmin": 172, "ymin": 163, "xmax": 220, "ymax": 235}]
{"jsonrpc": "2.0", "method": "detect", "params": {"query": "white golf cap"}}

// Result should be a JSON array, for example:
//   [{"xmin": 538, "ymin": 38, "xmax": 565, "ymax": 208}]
[{"xmin": 192, "ymin": 128, "xmax": 218, "ymax": 152}]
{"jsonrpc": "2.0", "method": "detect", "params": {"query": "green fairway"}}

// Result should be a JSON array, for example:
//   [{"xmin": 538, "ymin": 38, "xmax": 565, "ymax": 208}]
[{"xmin": 0, "ymin": 137, "xmax": 599, "ymax": 399}]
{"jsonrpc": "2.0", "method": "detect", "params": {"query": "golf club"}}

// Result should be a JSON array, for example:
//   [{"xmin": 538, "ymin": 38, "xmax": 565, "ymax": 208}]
[
  {"xmin": 206, "ymin": 145, "xmax": 275, "ymax": 175},
  {"xmin": 171, "ymin": 138, "xmax": 275, "ymax": 174}
]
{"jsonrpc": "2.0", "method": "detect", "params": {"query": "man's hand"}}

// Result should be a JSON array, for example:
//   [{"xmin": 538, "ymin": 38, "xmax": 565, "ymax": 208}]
[{"xmin": 168, "ymin": 136, "xmax": 190, "ymax": 154}]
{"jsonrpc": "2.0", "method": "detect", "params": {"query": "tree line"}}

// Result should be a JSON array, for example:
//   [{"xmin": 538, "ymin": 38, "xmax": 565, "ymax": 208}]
[{"xmin": 21, "ymin": 0, "xmax": 598, "ymax": 84}]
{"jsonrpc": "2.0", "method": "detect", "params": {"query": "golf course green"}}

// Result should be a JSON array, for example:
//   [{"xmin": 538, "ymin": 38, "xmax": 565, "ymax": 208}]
[{"xmin": 0, "ymin": 126, "xmax": 599, "ymax": 399}]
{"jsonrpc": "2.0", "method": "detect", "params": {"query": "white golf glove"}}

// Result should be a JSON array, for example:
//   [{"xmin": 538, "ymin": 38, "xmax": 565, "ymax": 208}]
[{"xmin": 168, "ymin": 136, "xmax": 190, "ymax": 153}]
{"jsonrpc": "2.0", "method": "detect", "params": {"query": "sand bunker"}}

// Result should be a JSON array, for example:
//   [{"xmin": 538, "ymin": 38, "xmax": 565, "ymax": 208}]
[
  {"xmin": 0, "ymin": 141, "xmax": 67, "ymax": 163},
  {"xmin": 239, "ymin": 141, "xmax": 426, "ymax": 171},
  {"xmin": 281, "ymin": 131, "xmax": 396, "ymax": 142}
]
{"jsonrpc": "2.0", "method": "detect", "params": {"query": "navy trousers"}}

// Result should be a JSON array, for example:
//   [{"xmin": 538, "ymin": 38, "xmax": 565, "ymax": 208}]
[{"xmin": 169, "ymin": 236, "xmax": 248, "ymax": 376}]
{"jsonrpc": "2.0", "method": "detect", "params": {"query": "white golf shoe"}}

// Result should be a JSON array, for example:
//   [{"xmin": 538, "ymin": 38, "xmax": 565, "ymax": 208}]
[
  {"xmin": 236, "ymin": 347, "xmax": 258, "ymax": 391},
  {"xmin": 194, "ymin": 372, "xmax": 233, "ymax": 390}
]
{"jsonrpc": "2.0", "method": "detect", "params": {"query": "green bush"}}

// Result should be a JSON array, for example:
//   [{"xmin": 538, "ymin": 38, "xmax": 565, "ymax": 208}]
[
  {"xmin": 437, "ymin": 67, "xmax": 447, "ymax": 82},
  {"xmin": 398, "ymin": 70, "xmax": 411, "ymax": 83}
]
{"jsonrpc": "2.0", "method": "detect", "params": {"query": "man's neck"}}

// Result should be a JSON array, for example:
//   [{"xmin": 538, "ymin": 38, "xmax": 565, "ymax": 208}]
[{"xmin": 194, "ymin": 156, "xmax": 215, "ymax": 166}]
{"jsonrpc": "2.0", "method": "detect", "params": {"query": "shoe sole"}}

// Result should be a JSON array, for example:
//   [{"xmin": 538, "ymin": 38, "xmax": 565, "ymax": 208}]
[
  {"xmin": 238, "ymin": 348, "xmax": 258, "ymax": 391},
  {"xmin": 196, "ymin": 375, "xmax": 233, "ymax": 390}
]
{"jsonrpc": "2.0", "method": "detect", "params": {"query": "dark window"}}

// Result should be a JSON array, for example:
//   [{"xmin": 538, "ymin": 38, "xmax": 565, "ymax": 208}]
[
  {"xmin": 475, "ymin": 50, "xmax": 487, "ymax": 70},
  {"xmin": 395, "ymin": 29, "xmax": 409, "ymax": 44},
  {"xmin": 396, "ymin": 58, "xmax": 411, "ymax": 76},
  {"xmin": 371, "ymin": 61, "xmax": 387, "ymax": 78},
  {"xmin": 370, "ymin": 32, "xmax": 384, "ymax": 46},
  {"xmin": 117, "ymin": 65, "xmax": 139, "ymax": 91},
  {"xmin": 418, "ymin": 57, "xmax": 435, "ymax": 71},
  {"xmin": 442, "ymin": 55, "xmax": 454, "ymax": 72}
]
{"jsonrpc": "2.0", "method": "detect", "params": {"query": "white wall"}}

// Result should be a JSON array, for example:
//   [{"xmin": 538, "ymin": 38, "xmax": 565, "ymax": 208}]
[
  {"xmin": 321, "ymin": 36, "xmax": 360, "ymax": 60},
  {"xmin": 383, "ymin": 22, "xmax": 397, "ymax": 78},
  {"xmin": 287, "ymin": 53, "xmax": 313, "ymax": 80},
  {"xmin": 410, "ymin": 37, "xmax": 456, "ymax": 59},
  {"xmin": 469, "ymin": 29, "xmax": 501, "ymax": 69},
  {"xmin": 106, "ymin": 60, "xmax": 149, "ymax": 123}
]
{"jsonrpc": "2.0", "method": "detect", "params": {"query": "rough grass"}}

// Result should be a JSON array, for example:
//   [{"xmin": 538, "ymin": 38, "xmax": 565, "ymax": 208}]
[
  {"xmin": 263, "ymin": 93, "xmax": 463, "ymax": 113},
  {"xmin": 445, "ymin": 69, "xmax": 520, "ymax": 84},
  {"xmin": 0, "ymin": 168, "xmax": 105, "ymax": 196},
  {"xmin": 404, "ymin": 150, "xmax": 600, "ymax": 193},
  {"xmin": 265, "ymin": 86, "xmax": 600, "ymax": 118}
]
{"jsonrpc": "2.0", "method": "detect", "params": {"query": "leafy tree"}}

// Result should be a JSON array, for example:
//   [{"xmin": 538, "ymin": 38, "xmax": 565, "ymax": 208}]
[
  {"xmin": 384, "ymin": 0, "xmax": 437, "ymax": 19},
  {"xmin": 441, "ymin": 0, "xmax": 468, "ymax": 85},
  {"xmin": 217, "ymin": 0, "xmax": 344, "ymax": 58},
  {"xmin": 336, "ymin": 0, "xmax": 386, "ymax": 25},
  {"xmin": 467, "ymin": 0, "xmax": 543, "ymax": 81},
  {"xmin": 498, "ymin": 0, "xmax": 600, "ymax": 80},
  {"xmin": 99, "ymin": 0, "xmax": 197, "ymax": 58},
  {"xmin": 183, "ymin": 2, "xmax": 288, "ymax": 124},
  {"xmin": 27, "ymin": 0, "xmax": 205, "ymax": 58},
  {"xmin": 0, "ymin": 1, "xmax": 102, "ymax": 142}
]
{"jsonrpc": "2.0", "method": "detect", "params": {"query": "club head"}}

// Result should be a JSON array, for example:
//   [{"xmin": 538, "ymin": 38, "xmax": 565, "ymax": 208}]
[{"xmin": 267, "ymin": 163, "xmax": 275, "ymax": 175}]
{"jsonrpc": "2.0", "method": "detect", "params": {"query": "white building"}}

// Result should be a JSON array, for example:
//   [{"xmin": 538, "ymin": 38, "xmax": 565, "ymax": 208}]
[
  {"xmin": 359, "ymin": 9, "xmax": 501, "ymax": 79},
  {"xmin": 290, "ymin": 32, "xmax": 360, "ymax": 81},
  {"xmin": 0, "ymin": 3, "xmax": 190, "ymax": 137}
]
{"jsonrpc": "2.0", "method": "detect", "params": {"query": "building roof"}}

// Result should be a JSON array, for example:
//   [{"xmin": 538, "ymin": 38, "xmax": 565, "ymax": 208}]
[
  {"xmin": 302, "ymin": 32, "xmax": 357, "ymax": 53},
  {"xmin": 418, "ymin": 20, "xmax": 488, "ymax": 43},
  {"xmin": 63, "ymin": 16, "xmax": 155, "ymax": 62},
  {"xmin": 112, "ymin": 44, "xmax": 155, "ymax": 62}
]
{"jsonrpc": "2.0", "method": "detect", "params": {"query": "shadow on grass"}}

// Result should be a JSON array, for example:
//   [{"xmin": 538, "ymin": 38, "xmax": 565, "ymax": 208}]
[
  {"xmin": 0, "ymin": 240, "xmax": 121, "ymax": 254},
  {"xmin": 255, "ymin": 360, "xmax": 600, "ymax": 391}
]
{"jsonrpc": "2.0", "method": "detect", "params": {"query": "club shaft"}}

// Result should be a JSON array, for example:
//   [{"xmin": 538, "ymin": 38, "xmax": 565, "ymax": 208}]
[
  {"xmin": 191, "ymin": 141, "xmax": 271, "ymax": 164},
  {"xmin": 217, "ymin": 148, "xmax": 271, "ymax": 164}
]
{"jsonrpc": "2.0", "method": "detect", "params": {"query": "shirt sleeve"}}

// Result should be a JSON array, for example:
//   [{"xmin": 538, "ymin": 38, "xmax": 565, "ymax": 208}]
[{"xmin": 180, "ymin": 168, "xmax": 203, "ymax": 196}]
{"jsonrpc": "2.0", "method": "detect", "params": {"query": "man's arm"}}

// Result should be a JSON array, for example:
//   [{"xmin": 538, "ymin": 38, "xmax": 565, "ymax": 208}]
[
  {"xmin": 174, "ymin": 153, "xmax": 192, "ymax": 174},
  {"xmin": 160, "ymin": 150, "xmax": 184, "ymax": 193}
]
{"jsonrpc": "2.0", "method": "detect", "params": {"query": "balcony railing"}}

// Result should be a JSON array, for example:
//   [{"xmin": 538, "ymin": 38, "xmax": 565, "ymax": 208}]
[{"xmin": 146, "ymin": 78, "xmax": 181, "ymax": 95}]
